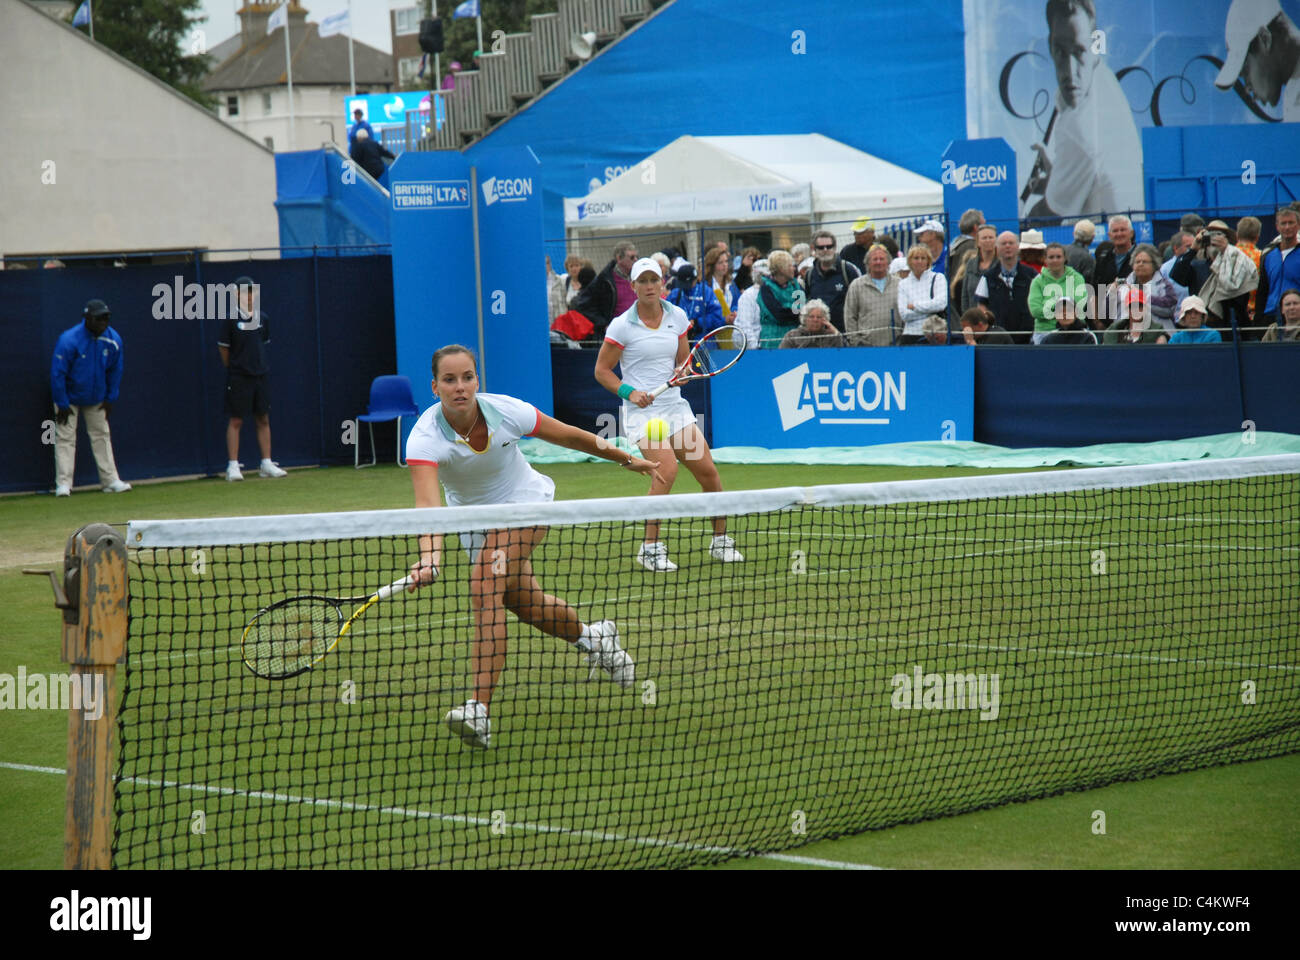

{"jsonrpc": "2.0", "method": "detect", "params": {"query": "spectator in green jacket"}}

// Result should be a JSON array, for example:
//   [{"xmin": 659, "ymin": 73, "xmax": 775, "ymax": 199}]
[{"xmin": 1028, "ymin": 242, "xmax": 1089, "ymax": 343}]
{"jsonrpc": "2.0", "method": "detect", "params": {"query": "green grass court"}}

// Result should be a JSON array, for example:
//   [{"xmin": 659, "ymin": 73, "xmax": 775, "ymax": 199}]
[{"xmin": 2, "ymin": 461, "xmax": 1297, "ymax": 869}]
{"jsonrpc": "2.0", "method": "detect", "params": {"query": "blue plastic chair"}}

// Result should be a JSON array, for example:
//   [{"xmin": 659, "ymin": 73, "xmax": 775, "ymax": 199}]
[{"xmin": 355, "ymin": 375, "xmax": 420, "ymax": 468}]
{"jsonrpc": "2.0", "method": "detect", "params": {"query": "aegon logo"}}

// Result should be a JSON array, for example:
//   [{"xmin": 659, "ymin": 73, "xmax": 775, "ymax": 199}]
[
  {"xmin": 771, "ymin": 362, "xmax": 906, "ymax": 431},
  {"xmin": 481, "ymin": 176, "xmax": 533, "ymax": 205},
  {"xmin": 941, "ymin": 160, "xmax": 1008, "ymax": 191},
  {"xmin": 577, "ymin": 201, "xmax": 614, "ymax": 219}
]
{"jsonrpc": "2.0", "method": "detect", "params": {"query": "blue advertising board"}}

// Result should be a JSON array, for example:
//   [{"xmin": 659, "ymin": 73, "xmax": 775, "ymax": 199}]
[
  {"xmin": 472, "ymin": 147, "xmax": 553, "ymax": 413},
  {"xmin": 345, "ymin": 92, "xmax": 430, "ymax": 129},
  {"xmin": 710, "ymin": 347, "xmax": 974, "ymax": 448},
  {"xmin": 942, "ymin": 138, "xmax": 1019, "ymax": 231},
  {"xmin": 388, "ymin": 151, "xmax": 477, "ymax": 426}
]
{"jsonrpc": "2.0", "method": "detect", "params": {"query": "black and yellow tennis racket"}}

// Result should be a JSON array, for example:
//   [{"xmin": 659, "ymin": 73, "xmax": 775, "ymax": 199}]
[{"xmin": 241, "ymin": 574, "xmax": 416, "ymax": 679}]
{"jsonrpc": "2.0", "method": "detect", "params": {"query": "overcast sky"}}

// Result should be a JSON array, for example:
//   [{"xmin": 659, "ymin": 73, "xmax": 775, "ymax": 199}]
[{"xmin": 196, "ymin": 1, "xmax": 414, "ymax": 56}]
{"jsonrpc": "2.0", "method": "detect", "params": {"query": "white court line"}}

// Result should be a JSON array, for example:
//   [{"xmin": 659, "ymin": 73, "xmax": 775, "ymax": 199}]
[{"xmin": 0, "ymin": 761, "xmax": 879, "ymax": 871}]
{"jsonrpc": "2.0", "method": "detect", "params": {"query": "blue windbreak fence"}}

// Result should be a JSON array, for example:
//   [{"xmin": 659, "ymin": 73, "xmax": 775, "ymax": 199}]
[{"xmin": 2, "ymin": 252, "xmax": 395, "ymax": 493}]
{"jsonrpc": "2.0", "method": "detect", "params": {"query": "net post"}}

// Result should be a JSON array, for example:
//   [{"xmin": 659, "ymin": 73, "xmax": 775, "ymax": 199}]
[{"xmin": 59, "ymin": 523, "xmax": 127, "ymax": 870}]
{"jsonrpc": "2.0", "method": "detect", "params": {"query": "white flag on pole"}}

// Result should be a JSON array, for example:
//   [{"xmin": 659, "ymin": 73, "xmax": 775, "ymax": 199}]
[
  {"xmin": 267, "ymin": 2, "xmax": 288, "ymax": 35},
  {"xmin": 318, "ymin": 9, "xmax": 350, "ymax": 39}
]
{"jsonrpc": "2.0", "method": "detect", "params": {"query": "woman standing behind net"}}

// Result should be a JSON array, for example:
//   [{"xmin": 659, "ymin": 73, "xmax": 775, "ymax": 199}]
[{"xmin": 594, "ymin": 258, "xmax": 745, "ymax": 573}]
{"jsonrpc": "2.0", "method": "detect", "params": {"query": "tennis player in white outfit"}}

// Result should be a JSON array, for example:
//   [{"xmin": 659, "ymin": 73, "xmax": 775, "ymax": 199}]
[
  {"xmin": 594, "ymin": 257, "xmax": 744, "ymax": 572},
  {"xmin": 406, "ymin": 344, "xmax": 663, "ymax": 748}
]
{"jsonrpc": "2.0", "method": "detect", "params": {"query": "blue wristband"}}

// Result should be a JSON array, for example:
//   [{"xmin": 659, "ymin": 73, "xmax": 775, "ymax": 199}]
[{"xmin": 617, "ymin": 383, "xmax": 634, "ymax": 400}]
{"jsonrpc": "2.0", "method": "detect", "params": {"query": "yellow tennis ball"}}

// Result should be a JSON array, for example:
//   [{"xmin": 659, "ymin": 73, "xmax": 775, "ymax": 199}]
[{"xmin": 645, "ymin": 418, "xmax": 669, "ymax": 442}]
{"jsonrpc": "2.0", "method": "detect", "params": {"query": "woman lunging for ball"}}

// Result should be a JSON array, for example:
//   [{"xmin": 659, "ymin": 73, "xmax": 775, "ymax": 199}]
[
  {"xmin": 405, "ymin": 345, "xmax": 663, "ymax": 748},
  {"xmin": 594, "ymin": 257, "xmax": 744, "ymax": 573}
]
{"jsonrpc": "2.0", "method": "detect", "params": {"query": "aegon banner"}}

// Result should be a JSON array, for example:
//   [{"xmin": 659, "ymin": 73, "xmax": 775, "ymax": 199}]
[
  {"xmin": 941, "ymin": 138, "xmax": 1019, "ymax": 231},
  {"xmin": 710, "ymin": 347, "xmax": 974, "ymax": 448},
  {"xmin": 563, "ymin": 183, "xmax": 812, "ymax": 226}
]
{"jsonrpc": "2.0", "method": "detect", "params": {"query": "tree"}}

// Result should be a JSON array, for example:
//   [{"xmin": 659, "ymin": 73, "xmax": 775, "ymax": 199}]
[{"xmin": 69, "ymin": 0, "xmax": 213, "ymax": 108}]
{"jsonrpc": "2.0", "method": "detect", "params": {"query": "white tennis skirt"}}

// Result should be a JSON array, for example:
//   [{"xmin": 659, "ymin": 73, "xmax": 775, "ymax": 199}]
[{"xmin": 623, "ymin": 395, "xmax": 698, "ymax": 447}]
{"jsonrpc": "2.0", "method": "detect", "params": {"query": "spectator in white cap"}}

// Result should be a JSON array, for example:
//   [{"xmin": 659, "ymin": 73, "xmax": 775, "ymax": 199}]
[
  {"xmin": 1019, "ymin": 229, "xmax": 1048, "ymax": 273},
  {"xmin": 1214, "ymin": 0, "xmax": 1300, "ymax": 122},
  {"xmin": 917, "ymin": 220, "xmax": 948, "ymax": 277},
  {"xmin": 1169, "ymin": 295, "xmax": 1222, "ymax": 344},
  {"xmin": 840, "ymin": 219, "xmax": 876, "ymax": 274},
  {"xmin": 594, "ymin": 256, "xmax": 744, "ymax": 573}
]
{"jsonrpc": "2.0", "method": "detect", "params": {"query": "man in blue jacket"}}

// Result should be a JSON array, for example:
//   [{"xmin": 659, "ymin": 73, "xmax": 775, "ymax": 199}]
[
  {"xmin": 1256, "ymin": 207, "xmax": 1300, "ymax": 326},
  {"xmin": 50, "ymin": 299, "xmax": 130, "ymax": 496},
  {"xmin": 666, "ymin": 263, "xmax": 724, "ymax": 341}
]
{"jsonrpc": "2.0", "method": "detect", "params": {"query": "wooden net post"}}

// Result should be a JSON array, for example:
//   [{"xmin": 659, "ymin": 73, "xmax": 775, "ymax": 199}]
[{"xmin": 56, "ymin": 523, "xmax": 127, "ymax": 869}]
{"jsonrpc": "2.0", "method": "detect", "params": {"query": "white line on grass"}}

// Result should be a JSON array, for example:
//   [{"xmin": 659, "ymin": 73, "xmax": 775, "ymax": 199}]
[{"xmin": 0, "ymin": 761, "xmax": 882, "ymax": 870}]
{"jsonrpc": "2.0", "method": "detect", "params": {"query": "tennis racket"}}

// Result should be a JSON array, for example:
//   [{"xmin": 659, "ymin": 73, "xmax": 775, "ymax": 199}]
[
  {"xmin": 241, "ymin": 574, "xmax": 417, "ymax": 680},
  {"xmin": 649, "ymin": 324, "xmax": 747, "ymax": 398}
]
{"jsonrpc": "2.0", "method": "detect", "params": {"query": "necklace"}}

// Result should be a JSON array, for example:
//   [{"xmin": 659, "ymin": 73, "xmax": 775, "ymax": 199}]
[{"xmin": 453, "ymin": 403, "xmax": 481, "ymax": 443}]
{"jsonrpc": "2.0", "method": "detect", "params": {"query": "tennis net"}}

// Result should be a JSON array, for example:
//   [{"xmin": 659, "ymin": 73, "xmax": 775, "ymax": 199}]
[{"xmin": 111, "ymin": 455, "xmax": 1300, "ymax": 868}]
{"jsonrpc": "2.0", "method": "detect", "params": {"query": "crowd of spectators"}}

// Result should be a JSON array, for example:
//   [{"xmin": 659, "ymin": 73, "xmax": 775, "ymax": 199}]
[{"xmin": 546, "ymin": 201, "xmax": 1300, "ymax": 350}]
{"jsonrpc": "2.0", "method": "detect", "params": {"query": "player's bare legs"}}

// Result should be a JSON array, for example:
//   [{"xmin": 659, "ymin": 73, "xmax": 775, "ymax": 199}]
[
  {"xmin": 638, "ymin": 439, "xmax": 679, "ymax": 544},
  {"xmin": 673, "ymin": 424, "xmax": 726, "ymax": 536},
  {"xmin": 499, "ymin": 527, "xmax": 583, "ymax": 643}
]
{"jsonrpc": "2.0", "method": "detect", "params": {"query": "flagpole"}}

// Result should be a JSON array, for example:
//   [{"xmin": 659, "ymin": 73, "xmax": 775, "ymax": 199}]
[
  {"xmin": 475, "ymin": 12, "xmax": 483, "ymax": 61},
  {"xmin": 432, "ymin": 0, "xmax": 440, "ymax": 91},
  {"xmin": 88, "ymin": 0, "xmax": 94, "ymax": 41},
  {"xmin": 347, "ymin": 0, "xmax": 355, "ymax": 96},
  {"xmin": 282, "ymin": 1, "xmax": 294, "ymax": 149}
]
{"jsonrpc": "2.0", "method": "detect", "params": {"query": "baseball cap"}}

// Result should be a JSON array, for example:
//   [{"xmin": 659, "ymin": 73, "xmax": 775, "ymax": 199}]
[
  {"xmin": 917, "ymin": 219, "xmax": 946, "ymax": 238},
  {"xmin": 798, "ymin": 256, "xmax": 815, "ymax": 272},
  {"xmin": 629, "ymin": 257, "xmax": 662, "ymax": 281},
  {"xmin": 852, "ymin": 218, "xmax": 875, "ymax": 234},
  {"xmin": 1179, "ymin": 294, "xmax": 1208, "ymax": 319},
  {"xmin": 753, "ymin": 258, "xmax": 771, "ymax": 278},
  {"xmin": 1216, "ymin": 0, "xmax": 1283, "ymax": 88}
]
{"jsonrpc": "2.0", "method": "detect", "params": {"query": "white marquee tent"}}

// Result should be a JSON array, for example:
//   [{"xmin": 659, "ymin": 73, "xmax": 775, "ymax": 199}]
[{"xmin": 563, "ymin": 134, "xmax": 944, "ymax": 255}]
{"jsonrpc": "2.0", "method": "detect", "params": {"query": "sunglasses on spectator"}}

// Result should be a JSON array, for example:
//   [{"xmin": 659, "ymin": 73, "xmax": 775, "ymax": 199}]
[{"xmin": 814, "ymin": 243, "xmax": 835, "ymax": 250}]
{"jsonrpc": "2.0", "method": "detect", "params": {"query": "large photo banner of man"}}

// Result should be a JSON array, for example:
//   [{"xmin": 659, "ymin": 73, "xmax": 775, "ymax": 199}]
[{"xmin": 965, "ymin": 0, "xmax": 1300, "ymax": 219}]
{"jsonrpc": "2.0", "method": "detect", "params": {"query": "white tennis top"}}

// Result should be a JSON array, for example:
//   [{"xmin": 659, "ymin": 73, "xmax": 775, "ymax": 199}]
[
  {"xmin": 405, "ymin": 392, "xmax": 554, "ymax": 507},
  {"xmin": 604, "ymin": 299, "xmax": 690, "ymax": 401}
]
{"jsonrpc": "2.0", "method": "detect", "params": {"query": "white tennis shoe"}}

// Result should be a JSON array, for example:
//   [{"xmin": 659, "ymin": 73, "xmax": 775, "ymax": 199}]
[
  {"xmin": 54, "ymin": 485, "xmax": 71, "ymax": 497},
  {"xmin": 586, "ymin": 620, "xmax": 634, "ymax": 688},
  {"xmin": 102, "ymin": 480, "xmax": 132, "ymax": 493},
  {"xmin": 636, "ymin": 541, "xmax": 678, "ymax": 572},
  {"xmin": 444, "ymin": 699, "xmax": 490, "ymax": 748},
  {"xmin": 226, "ymin": 461, "xmax": 244, "ymax": 482},
  {"xmin": 259, "ymin": 459, "xmax": 287, "ymax": 478},
  {"xmin": 709, "ymin": 534, "xmax": 744, "ymax": 562}
]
